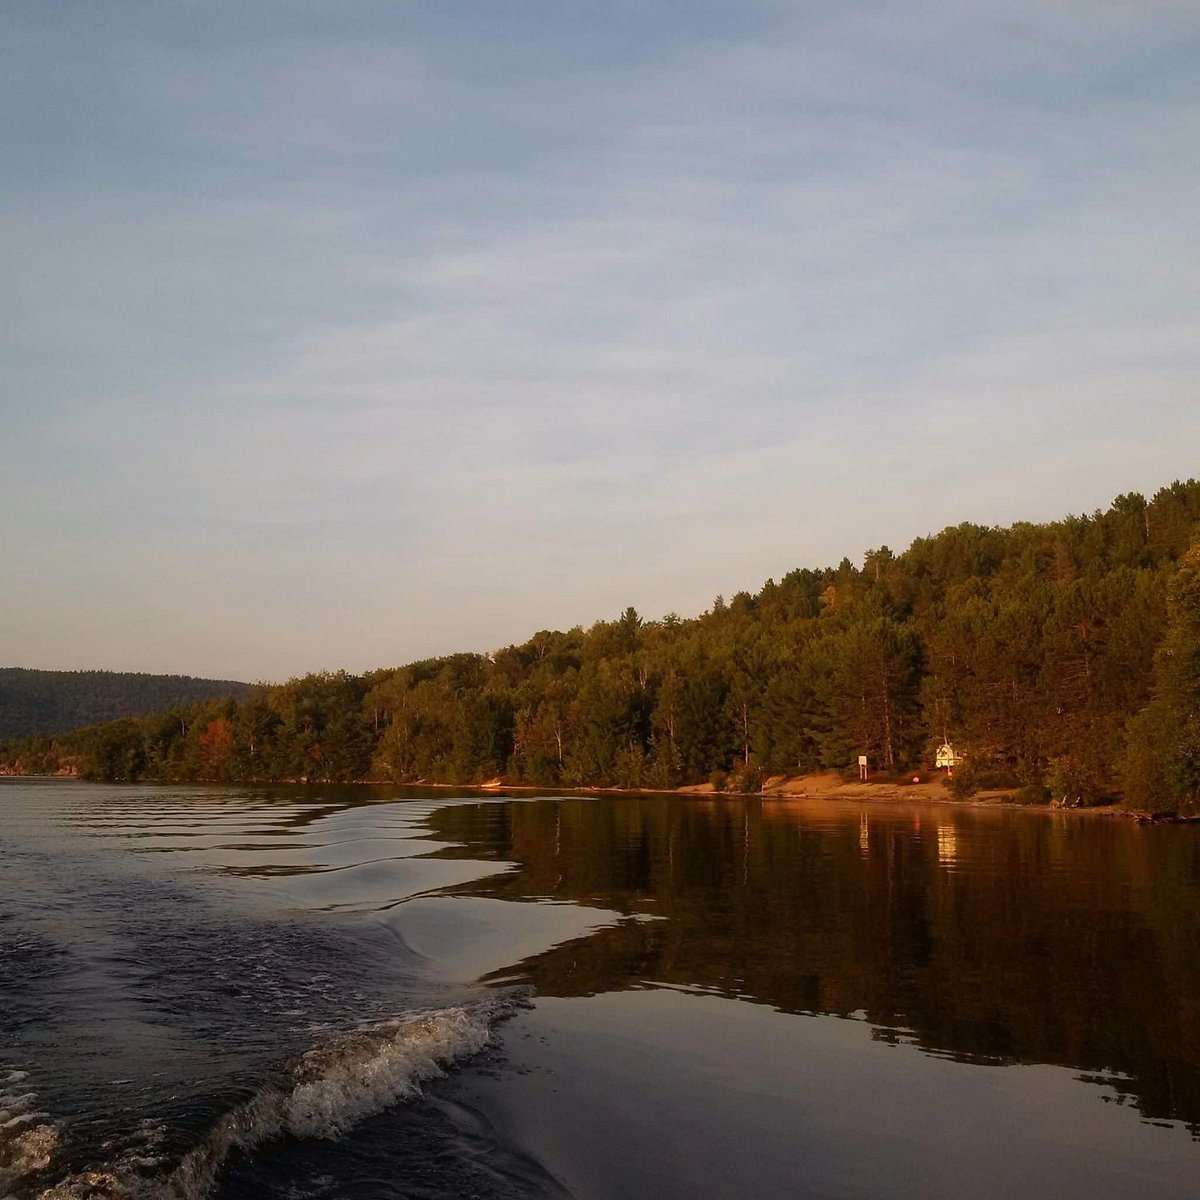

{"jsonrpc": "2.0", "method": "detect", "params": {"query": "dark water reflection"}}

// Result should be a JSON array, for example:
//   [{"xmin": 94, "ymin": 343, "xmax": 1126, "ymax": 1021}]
[
  {"xmin": 4, "ymin": 781, "xmax": 1199, "ymax": 1199},
  {"xmin": 426, "ymin": 795, "xmax": 1200, "ymax": 1133}
]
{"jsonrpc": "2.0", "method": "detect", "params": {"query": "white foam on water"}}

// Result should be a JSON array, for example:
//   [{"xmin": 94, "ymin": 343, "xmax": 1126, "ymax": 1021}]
[
  {"xmin": 283, "ymin": 1008, "xmax": 492, "ymax": 1138},
  {"xmin": 35, "ymin": 1000, "xmax": 506, "ymax": 1200},
  {"xmin": 0, "ymin": 1075, "xmax": 58, "ymax": 1198}
]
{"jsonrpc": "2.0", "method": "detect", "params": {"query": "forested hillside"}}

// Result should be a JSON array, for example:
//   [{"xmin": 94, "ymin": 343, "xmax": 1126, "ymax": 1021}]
[
  {"xmin": 3, "ymin": 483, "xmax": 1199, "ymax": 813},
  {"xmin": 0, "ymin": 669, "xmax": 251, "ymax": 739}
]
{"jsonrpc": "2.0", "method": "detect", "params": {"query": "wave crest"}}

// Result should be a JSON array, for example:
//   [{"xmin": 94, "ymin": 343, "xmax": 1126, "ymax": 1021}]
[
  {"xmin": 36, "ymin": 1001, "xmax": 506, "ymax": 1200},
  {"xmin": 0, "ymin": 1071, "xmax": 58, "ymax": 1195},
  {"xmin": 284, "ymin": 1007, "xmax": 491, "ymax": 1139}
]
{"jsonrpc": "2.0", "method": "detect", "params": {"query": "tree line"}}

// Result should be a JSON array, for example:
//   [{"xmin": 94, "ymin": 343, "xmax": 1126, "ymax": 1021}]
[{"xmin": 3, "ymin": 482, "xmax": 1198, "ymax": 813}]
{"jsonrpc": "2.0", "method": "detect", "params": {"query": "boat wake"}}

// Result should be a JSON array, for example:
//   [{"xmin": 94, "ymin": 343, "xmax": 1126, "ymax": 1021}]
[
  {"xmin": 1, "ymin": 1071, "xmax": 58, "ymax": 1197},
  {"xmin": 26, "ymin": 999, "xmax": 511, "ymax": 1200}
]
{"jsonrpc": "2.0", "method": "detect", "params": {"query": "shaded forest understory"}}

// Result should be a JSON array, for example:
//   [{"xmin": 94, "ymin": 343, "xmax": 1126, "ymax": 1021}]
[{"xmin": 4, "ymin": 483, "xmax": 1200, "ymax": 814}]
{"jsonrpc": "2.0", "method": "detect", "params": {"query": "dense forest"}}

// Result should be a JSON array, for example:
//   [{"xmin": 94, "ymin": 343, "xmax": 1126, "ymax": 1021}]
[
  {"xmin": 0, "ymin": 668, "xmax": 250, "ymax": 739},
  {"xmin": 3, "ymin": 482, "xmax": 1199, "ymax": 814}
]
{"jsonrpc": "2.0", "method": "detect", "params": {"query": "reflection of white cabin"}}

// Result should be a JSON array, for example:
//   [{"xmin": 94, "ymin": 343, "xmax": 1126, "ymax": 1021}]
[
  {"xmin": 937, "ymin": 825, "xmax": 958, "ymax": 866},
  {"xmin": 935, "ymin": 743, "xmax": 963, "ymax": 770}
]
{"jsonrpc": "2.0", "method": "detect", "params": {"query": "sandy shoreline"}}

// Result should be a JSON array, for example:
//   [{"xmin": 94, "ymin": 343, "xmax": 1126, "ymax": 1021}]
[
  {"xmin": 7, "ymin": 769, "xmax": 1175, "ymax": 819},
  {"xmin": 374, "ymin": 772, "xmax": 1145, "ymax": 818}
]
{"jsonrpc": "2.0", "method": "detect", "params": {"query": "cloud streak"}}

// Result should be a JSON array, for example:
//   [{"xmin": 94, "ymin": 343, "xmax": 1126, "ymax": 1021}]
[{"xmin": 2, "ymin": 1, "xmax": 1197, "ymax": 678}]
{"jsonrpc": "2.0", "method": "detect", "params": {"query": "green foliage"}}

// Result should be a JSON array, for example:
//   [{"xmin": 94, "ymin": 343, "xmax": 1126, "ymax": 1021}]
[
  {"xmin": 1122, "ymin": 543, "xmax": 1200, "ymax": 815},
  {"xmin": 1045, "ymin": 754, "xmax": 1110, "ymax": 807},
  {"xmin": 76, "ymin": 719, "xmax": 147, "ymax": 782},
  {"xmin": 729, "ymin": 763, "xmax": 765, "ymax": 794},
  {"xmin": 1121, "ymin": 706, "xmax": 1178, "ymax": 814},
  {"xmin": 3, "ymin": 482, "xmax": 1199, "ymax": 809},
  {"xmin": 1012, "ymin": 784, "xmax": 1050, "ymax": 806},
  {"xmin": 946, "ymin": 764, "xmax": 979, "ymax": 799}
]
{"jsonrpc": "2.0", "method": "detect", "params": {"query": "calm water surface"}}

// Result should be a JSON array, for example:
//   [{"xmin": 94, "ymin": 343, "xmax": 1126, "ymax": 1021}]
[{"xmin": 1, "ymin": 779, "xmax": 1198, "ymax": 1198}]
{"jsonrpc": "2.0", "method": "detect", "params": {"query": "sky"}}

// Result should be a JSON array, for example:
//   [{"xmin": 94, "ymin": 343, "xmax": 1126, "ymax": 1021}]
[{"xmin": 2, "ymin": 1, "xmax": 1198, "ymax": 682}]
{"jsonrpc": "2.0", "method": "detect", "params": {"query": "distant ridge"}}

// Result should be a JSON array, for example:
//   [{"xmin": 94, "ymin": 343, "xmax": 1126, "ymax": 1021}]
[{"xmin": 0, "ymin": 668, "xmax": 251, "ymax": 740}]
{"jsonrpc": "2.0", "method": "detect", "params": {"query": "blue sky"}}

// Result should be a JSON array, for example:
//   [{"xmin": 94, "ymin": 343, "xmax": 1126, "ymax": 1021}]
[{"xmin": 2, "ymin": 1, "xmax": 1198, "ymax": 681}]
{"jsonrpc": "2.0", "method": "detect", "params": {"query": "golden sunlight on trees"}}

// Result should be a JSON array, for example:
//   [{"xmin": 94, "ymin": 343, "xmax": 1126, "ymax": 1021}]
[{"xmin": 5, "ymin": 483, "xmax": 1198, "ymax": 813}]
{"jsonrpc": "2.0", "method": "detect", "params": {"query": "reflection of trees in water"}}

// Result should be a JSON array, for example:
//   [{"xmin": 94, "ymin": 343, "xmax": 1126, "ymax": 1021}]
[{"xmin": 426, "ymin": 797, "xmax": 1200, "ymax": 1133}]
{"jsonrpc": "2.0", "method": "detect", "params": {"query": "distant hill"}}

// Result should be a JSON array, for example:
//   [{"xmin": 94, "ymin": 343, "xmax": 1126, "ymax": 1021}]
[{"xmin": 0, "ymin": 668, "xmax": 252, "ymax": 739}]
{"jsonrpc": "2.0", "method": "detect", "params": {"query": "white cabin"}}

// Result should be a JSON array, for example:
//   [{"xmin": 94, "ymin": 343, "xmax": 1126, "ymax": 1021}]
[{"xmin": 935, "ymin": 743, "xmax": 962, "ymax": 770}]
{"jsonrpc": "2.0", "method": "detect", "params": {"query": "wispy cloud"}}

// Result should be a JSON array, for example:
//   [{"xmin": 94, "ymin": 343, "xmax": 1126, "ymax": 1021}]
[{"xmin": 1, "ymin": 1, "xmax": 1197, "ymax": 678}]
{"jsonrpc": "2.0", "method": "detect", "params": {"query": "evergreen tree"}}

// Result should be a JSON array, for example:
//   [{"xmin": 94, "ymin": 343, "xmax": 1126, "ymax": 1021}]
[{"xmin": 1123, "ymin": 544, "xmax": 1200, "ymax": 813}]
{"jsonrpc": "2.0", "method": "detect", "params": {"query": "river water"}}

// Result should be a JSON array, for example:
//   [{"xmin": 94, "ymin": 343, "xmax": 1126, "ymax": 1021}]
[{"xmin": 1, "ymin": 779, "xmax": 1198, "ymax": 1198}]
